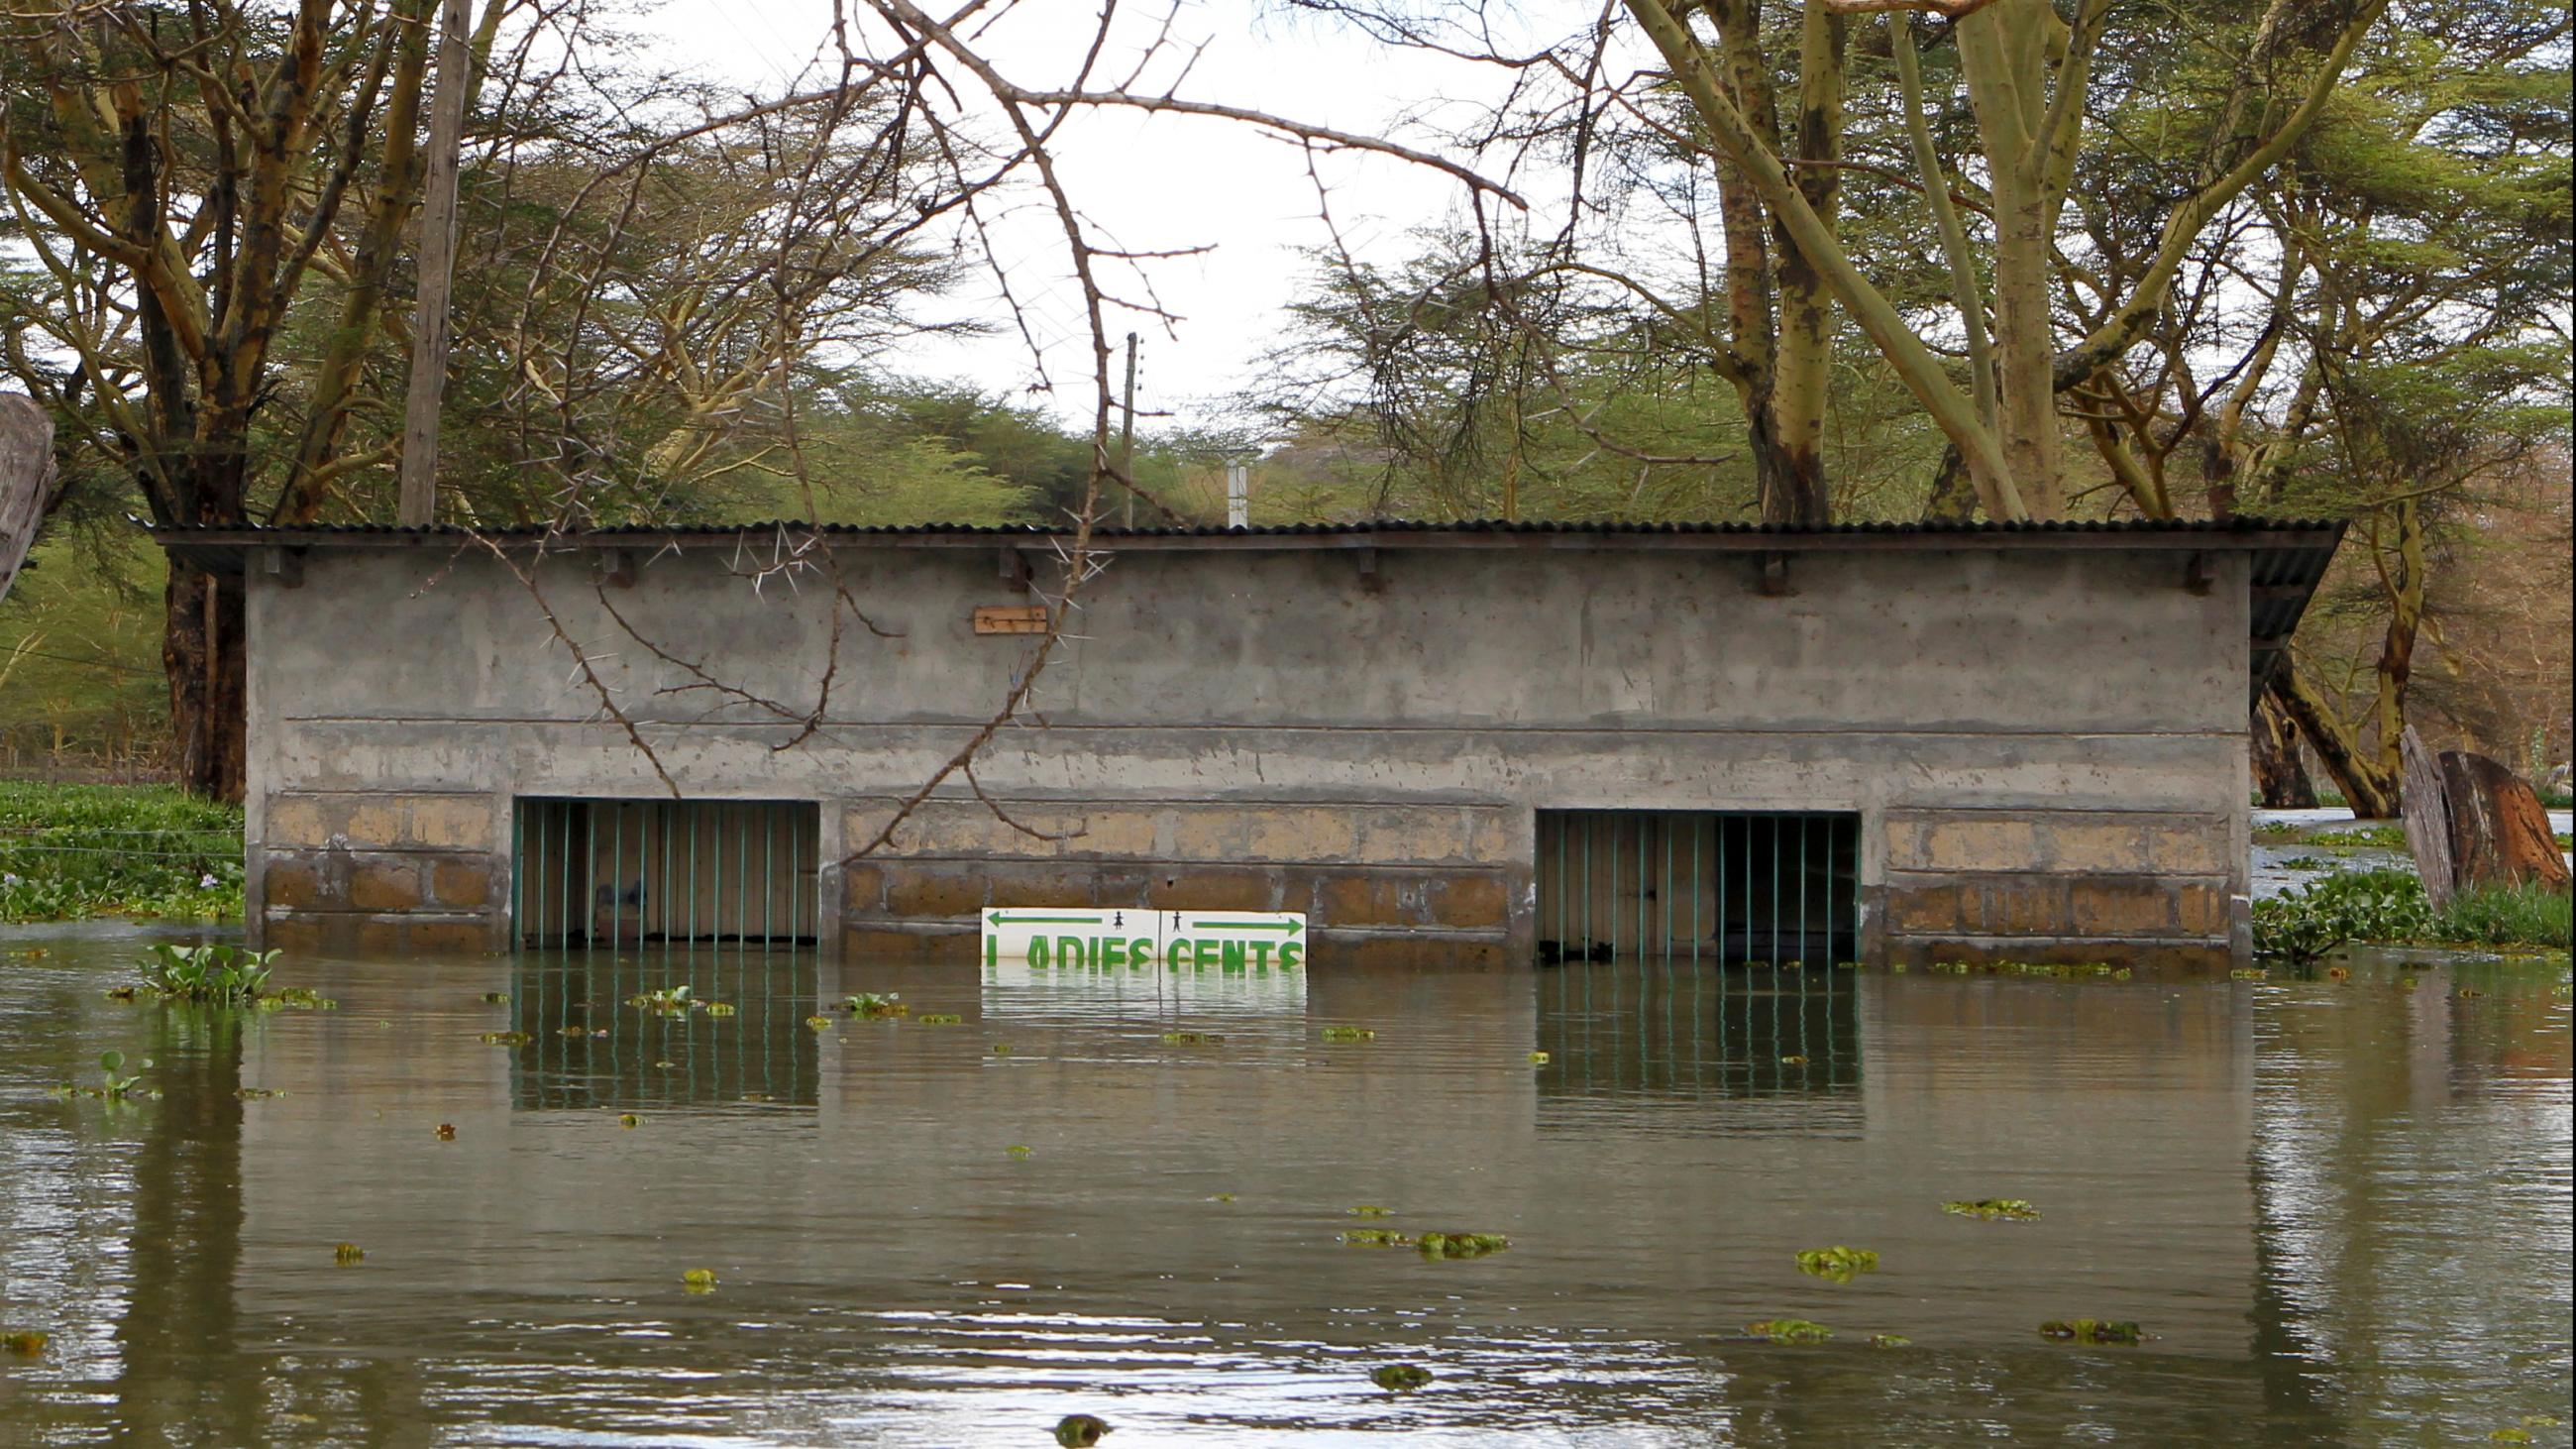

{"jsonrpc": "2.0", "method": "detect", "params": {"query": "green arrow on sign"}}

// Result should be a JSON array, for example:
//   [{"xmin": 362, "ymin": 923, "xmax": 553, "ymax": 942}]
[{"xmin": 1189, "ymin": 919, "xmax": 1304, "ymax": 936}]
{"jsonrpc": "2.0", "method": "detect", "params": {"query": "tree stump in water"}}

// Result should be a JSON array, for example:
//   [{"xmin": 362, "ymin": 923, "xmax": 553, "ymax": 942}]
[
  {"xmin": 2439, "ymin": 750, "xmax": 2571, "ymax": 896},
  {"xmin": 2400, "ymin": 727, "xmax": 2458, "ymax": 909}
]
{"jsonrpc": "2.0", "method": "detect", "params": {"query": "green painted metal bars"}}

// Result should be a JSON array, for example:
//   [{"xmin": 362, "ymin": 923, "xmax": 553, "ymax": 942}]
[
  {"xmin": 508, "ymin": 798, "xmax": 821, "ymax": 948},
  {"xmin": 1535, "ymin": 810, "xmax": 1860, "ymax": 965}
]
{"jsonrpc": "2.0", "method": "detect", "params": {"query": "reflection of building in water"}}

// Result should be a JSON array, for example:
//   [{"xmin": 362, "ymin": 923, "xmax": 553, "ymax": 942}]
[
  {"xmin": 507, "ymin": 947, "xmax": 822, "ymax": 1110},
  {"xmin": 1534, "ymin": 964, "xmax": 1862, "ymax": 1136}
]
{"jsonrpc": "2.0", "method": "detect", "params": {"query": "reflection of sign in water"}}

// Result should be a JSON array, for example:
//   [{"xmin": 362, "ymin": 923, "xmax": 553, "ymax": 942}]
[{"xmin": 983, "ymin": 908, "xmax": 1307, "ymax": 971}]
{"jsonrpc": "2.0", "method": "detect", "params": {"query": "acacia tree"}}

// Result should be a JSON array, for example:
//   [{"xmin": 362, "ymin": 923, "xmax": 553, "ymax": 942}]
[{"xmin": 0, "ymin": 0, "xmax": 970, "ymax": 796}]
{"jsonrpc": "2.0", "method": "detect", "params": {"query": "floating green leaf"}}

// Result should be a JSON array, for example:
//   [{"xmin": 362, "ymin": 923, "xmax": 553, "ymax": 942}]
[
  {"xmin": 481, "ymin": 991, "xmax": 510, "ymax": 1004},
  {"xmin": 1943, "ymin": 1199, "xmax": 2040, "ymax": 1222},
  {"xmin": 619, "ymin": 1114, "xmax": 641, "ymax": 1129},
  {"xmin": 1053, "ymin": 1413, "xmax": 1112, "ymax": 1448},
  {"xmin": 682, "ymin": 1268, "xmax": 716, "ymax": 1291},
  {"xmin": 1869, "ymin": 1334, "xmax": 1911, "ymax": 1349},
  {"xmin": 703, "ymin": 1002, "xmax": 737, "ymax": 1018},
  {"xmin": 1206, "ymin": 1193, "xmax": 1236, "ymax": 1203},
  {"xmin": 333, "ymin": 1243, "xmax": 365, "ymax": 1266},
  {"xmin": 843, "ymin": 992, "xmax": 907, "ymax": 1018},
  {"xmin": 1007, "ymin": 1144, "xmax": 1033, "ymax": 1159},
  {"xmin": 627, "ymin": 984, "xmax": 695, "ymax": 1012},
  {"xmin": 1, "ymin": 1331, "xmax": 48, "ymax": 1357},
  {"xmin": 992, "ymin": 1043, "xmax": 1013, "ymax": 1055},
  {"xmin": 1160, "ymin": 1030, "xmax": 1226, "ymax": 1045},
  {"xmin": 1795, "ymin": 1246, "xmax": 1880, "ymax": 1282},
  {"xmin": 917, "ymin": 1013, "xmax": 964, "ymax": 1026},
  {"xmin": 1528, "ymin": 1051, "xmax": 1551, "ymax": 1064},
  {"xmin": 1348, "ymin": 1204, "xmax": 1392, "ymax": 1217},
  {"xmin": 2038, "ymin": 1319, "xmax": 2143, "ymax": 1344},
  {"xmin": 1339, "ymin": 1228, "xmax": 1406, "ymax": 1247},
  {"xmin": 480, "ymin": 1031, "xmax": 531, "ymax": 1047},
  {"xmin": 1747, "ymin": 1319, "xmax": 1833, "ymax": 1344},
  {"xmin": 805, "ymin": 1015, "xmax": 833, "ymax": 1030},
  {"xmin": 1371, "ymin": 1364, "xmax": 1434, "ymax": 1392},
  {"xmin": 1320, "ymin": 1027, "xmax": 1375, "ymax": 1042},
  {"xmin": 1415, "ymin": 1231, "xmax": 1508, "ymax": 1260}
]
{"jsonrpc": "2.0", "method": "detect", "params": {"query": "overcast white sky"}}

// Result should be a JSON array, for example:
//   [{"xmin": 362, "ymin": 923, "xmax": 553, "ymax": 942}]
[{"xmin": 643, "ymin": 0, "xmax": 1546, "ymax": 432}]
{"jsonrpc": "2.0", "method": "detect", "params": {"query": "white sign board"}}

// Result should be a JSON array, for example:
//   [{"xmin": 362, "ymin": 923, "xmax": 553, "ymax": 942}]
[{"xmin": 983, "ymin": 907, "xmax": 1307, "ymax": 972}]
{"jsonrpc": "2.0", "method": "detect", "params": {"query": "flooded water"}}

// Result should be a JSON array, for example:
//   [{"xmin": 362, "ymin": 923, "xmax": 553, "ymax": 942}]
[{"xmin": 2, "ymin": 929, "xmax": 2569, "ymax": 1445}]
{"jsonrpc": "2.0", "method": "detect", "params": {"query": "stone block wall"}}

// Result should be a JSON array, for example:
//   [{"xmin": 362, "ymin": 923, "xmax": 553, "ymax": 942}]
[
  {"xmin": 840, "ymin": 798, "xmax": 1519, "ymax": 967},
  {"xmin": 254, "ymin": 791, "xmax": 507, "ymax": 955},
  {"xmin": 1871, "ymin": 807, "xmax": 2241, "ymax": 966}
]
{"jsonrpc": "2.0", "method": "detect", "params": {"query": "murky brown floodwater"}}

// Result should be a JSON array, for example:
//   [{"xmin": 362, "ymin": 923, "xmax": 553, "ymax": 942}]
[{"xmin": 2, "ymin": 925, "xmax": 2569, "ymax": 1446}]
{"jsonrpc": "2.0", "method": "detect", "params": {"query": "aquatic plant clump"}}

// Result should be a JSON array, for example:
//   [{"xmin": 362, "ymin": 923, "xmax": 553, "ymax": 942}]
[
  {"xmin": 3, "ymin": 1330, "xmax": 51, "ymax": 1356},
  {"xmin": 1746, "ymin": 1319, "xmax": 1833, "ymax": 1344},
  {"xmin": 1054, "ymin": 1413, "xmax": 1112, "ymax": 1447},
  {"xmin": 1795, "ymin": 1246, "xmax": 1880, "ymax": 1282},
  {"xmin": 1943, "ymin": 1199, "xmax": 2041, "ymax": 1222},
  {"xmin": 843, "ymin": 992, "xmax": 908, "ymax": 1018},
  {"xmin": 136, "ymin": 944, "xmax": 282, "ymax": 1005},
  {"xmin": 1319, "ymin": 1027, "xmax": 1375, "ymax": 1042},
  {"xmin": 1340, "ymin": 1227, "xmax": 1508, "ymax": 1259},
  {"xmin": 1371, "ymin": 1364, "xmax": 1434, "ymax": 1392},
  {"xmin": 2038, "ymin": 1319, "xmax": 2143, "ymax": 1344},
  {"xmin": 0, "ymin": 781, "xmax": 244, "ymax": 924}
]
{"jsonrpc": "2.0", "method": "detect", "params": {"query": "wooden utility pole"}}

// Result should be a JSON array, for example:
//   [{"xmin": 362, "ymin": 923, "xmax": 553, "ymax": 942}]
[
  {"xmin": 1118, "ymin": 332, "xmax": 1138, "ymax": 529},
  {"xmin": 397, "ymin": 0, "xmax": 475, "ymax": 526}
]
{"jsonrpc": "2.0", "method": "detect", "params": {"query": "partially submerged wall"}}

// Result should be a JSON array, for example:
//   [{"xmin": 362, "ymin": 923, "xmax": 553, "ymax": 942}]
[{"xmin": 242, "ymin": 536, "xmax": 2253, "ymax": 964}]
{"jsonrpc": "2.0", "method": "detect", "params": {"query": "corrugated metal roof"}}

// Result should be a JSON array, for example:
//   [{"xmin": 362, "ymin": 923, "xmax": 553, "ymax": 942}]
[{"xmin": 141, "ymin": 514, "xmax": 2344, "ymax": 541}]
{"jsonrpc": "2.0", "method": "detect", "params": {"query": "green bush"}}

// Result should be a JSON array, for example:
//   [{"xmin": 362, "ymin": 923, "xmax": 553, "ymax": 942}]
[
  {"xmin": 2256, "ymin": 869, "xmax": 2573, "ymax": 960},
  {"xmin": 0, "ymin": 781, "xmax": 242, "ymax": 923}
]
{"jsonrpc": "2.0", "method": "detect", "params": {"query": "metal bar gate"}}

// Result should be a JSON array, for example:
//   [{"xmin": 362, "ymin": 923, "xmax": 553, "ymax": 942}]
[
  {"xmin": 511, "ymin": 798, "xmax": 819, "ymax": 948},
  {"xmin": 1535, "ymin": 810, "xmax": 1860, "ymax": 965}
]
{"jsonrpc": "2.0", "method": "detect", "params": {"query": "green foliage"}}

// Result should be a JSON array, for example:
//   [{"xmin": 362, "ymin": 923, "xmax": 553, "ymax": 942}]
[
  {"xmin": 137, "ymin": 945, "xmax": 278, "ymax": 1005},
  {"xmin": 1746, "ymin": 1319, "xmax": 1834, "ymax": 1345},
  {"xmin": 1795, "ymin": 1246, "xmax": 1880, "ymax": 1282},
  {"xmin": 0, "ymin": 538, "xmax": 168, "ymax": 765},
  {"xmin": 0, "ymin": 781, "xmax": 243, "ymax": 923},
  {"xmin": 842, "ymin": 992, "xmax": 908, "ymax": 1018},
  {"xmin": 1943, "ymin": 1199, "xmax": 2041, "ymax": 1222},
  {"xmin": 2433, "ymin": 883, "xmax": 2574, "ymax": 950},
  {"xmin": 1371, "ymin": 1364, "xmax": 1434, "ymax": 1392},
  {"xmin": 2253, "ymin": 871, "xmax": 2434, "ymax": 961}
]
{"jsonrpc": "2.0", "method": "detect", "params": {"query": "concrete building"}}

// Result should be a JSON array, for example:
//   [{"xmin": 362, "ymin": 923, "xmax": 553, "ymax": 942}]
[{"xmin": 155, "ymin": 517, "xmax": 2341, "ymax": 967}]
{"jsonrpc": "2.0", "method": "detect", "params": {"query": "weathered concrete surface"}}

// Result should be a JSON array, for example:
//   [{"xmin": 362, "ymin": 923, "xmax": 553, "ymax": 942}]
[{"xmin": 242, "ymin": 540, "xmax": 2254, "ymax": 963}]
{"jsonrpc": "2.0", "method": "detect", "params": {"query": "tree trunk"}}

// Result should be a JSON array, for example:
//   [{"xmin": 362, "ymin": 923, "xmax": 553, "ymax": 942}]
[
  {"xmin": 2252, "ymin": 691, "xmax": 2317, "ymax": 808},
  {"xmin": 2440, "ymin": 750, "xmax": 2573, "ymax": 895},
  {"xmin": 164, "ymin": 561, "xmax": 247, "ymax": 802},
  {"xmin": 2272, "ymin": 662, "xmax": 2402, "ymax": 818}
]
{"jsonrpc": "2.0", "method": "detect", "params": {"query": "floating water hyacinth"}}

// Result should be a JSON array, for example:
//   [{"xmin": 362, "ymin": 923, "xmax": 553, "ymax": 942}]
[
  {"xmin": 1340, "ymin": 1228, "xmax": 1405, "ymax": 1247},
  {"xmin": 1943, "ymin": 1198, "xmax": 2040, "ymax": 1222},
  {"xmin": 1779, "ymin": 1054, "xmax": 1810, "ymax": 1065},
  {"xmin": 1006, "ymin": 1145, "xmax": 1033, "ymax": 1159},
  {"xmin": 628, "ymin": 984, "xmax": 694, "ymax": 1012},
  {"xmin": 805, "ymin": 1015, "xmax": 833, "ymax": 1031},
  {"xmin": 916, "ymin": 1013, "xmax": 963, "ymax": 1026},
  {"xmin": 434, "ymin": 1123, "xmax": 456, "ymax": 1141},
  {"xmin": 1371, "ymin": 1364, "xmax": 1433, "ymax": 1392},
  {"xmin": 682, "ymin": 1269, "xmax": 716, "ymax": 1291},
  {"xmin": 333, "ymin": 1243, "xmax": 365, "ymax": 1266},
  {"xmin": 2, "ymin": 1331, "xmax": 48, "ymax": 1356},
  {"xmin": 1746, "ymin": 1319, "xmax": 1832, "ymax": 1344},
  {"xmin": 1319, "ymin": 1027, "xmax": 1375, "ymax": 1042},
  {"xmin": 1347, "ymin": 1205, "xmax": 1392, "ymax": 1217},
  {"xmin": 480, "ymin": 1031, "xmax": 531, "ymax": 1046},
  {"xmin": 481, "ymin": 991, "xmax": 509, "ymax": 1004},
  {"xmin": 619, "ymin": 1114, "xmax": 640, "ymax": 1129},
  {"xmin": 1206, "ymin": 1193, "xmax": 1236, "ymax": 1203},
  {"xmin": 1053, "ymin": 1413, "xmax": 1111, "ymax": 1447},
  {"xmin": 1160, "ymin": 1031, "xmax": 1225, "ymax": 1044},
  {"xmin": 555, "ymin": 1026, "xmax": 588, "ymax": 1038},
  {"xmin": 1414, "ymin": 1232, "xmax": 1508, "ymax": 1260},
  {"xmin": 1527, "ymin": 1051, "xmax": 1551, "ymax": 1064},
  {"xmin": 1795, "ymin": 1246, "xmax": 1879, "ymax": 1282},
  {"xmin": 703, "ymin": 1002, "xmax": 736, "ymax": 1017},
  {"xmin": 843, "ymin": 992, "xmax": 906, "ymax": 1018},
  {"xmin": 2038, "ymin": 1319, "xmax": 2144, "ymax": 1344},
  {"xmin": 1869, "ymin": 1334, "xmax": 1912, "ymax": 1349},
  {"xmin": 991, "ymin": 1043, "xmax": 1013, "ymax": 1055}
]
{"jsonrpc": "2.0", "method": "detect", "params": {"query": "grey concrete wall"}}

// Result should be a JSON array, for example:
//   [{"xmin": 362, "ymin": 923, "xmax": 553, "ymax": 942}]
[{"xmin": 244, "ymin": 540, "xmax": 2251, "ymax": 963}]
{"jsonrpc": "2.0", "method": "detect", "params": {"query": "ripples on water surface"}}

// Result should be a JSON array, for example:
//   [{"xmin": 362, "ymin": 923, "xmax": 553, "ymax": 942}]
[{"xmin": 1, "ymin": 928, "xmax": 2567, "ymax": 1445}]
